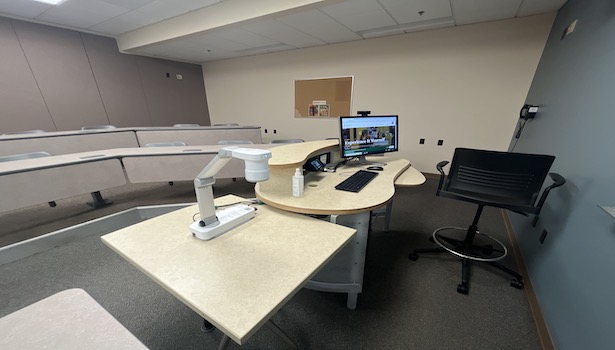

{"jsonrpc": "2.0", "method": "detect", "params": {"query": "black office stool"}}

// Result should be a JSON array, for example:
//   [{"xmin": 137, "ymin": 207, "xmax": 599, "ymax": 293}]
[{"xmin": 409, "ymin": 148, "xmax": 565, "ymax": 295}]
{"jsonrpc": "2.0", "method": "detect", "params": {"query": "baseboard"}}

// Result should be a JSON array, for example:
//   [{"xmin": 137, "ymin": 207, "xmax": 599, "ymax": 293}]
[{"xmin": 501, "ymin": 210, "xmax": 554, "ymax": 350}]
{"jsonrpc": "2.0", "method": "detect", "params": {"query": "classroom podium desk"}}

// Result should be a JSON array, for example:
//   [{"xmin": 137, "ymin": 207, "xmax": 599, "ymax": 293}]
[
  {"xmin": 256, "ymin": 148, "xmax": 421, "ymax": 309},
  {"xmin": 101, "ymin": 195, "xmax": 355, "ymax": 348}
]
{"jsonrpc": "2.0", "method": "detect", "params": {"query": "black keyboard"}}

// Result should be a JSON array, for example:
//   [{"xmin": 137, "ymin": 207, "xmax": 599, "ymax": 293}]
[{"xmin": 335, "ymin": 170, "xmax": 379, "ymax": 193}]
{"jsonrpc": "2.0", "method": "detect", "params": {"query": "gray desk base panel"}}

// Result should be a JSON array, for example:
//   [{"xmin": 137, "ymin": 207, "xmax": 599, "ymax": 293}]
[{"xmin": 305, "ymin": 212, "xmax": 370, "ymax": 310}]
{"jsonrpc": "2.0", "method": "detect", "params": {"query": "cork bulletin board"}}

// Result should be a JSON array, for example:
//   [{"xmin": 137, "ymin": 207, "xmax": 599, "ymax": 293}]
[{"xmin": 294, "ymin": 76, "xmax": 353, "ymax": 118}]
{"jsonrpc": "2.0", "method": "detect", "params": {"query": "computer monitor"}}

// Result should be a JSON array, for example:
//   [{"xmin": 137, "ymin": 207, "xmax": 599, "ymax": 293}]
[{"xmin": 339, "ymin": 115, "xmax": 398, "ymax": 165}]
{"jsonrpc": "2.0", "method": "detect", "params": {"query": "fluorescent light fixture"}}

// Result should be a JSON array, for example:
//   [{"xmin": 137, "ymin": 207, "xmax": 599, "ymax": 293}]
[
  {"xmin": 236, "ymin": 43, "xmax": 293, "ymax": 55},
  {"xmin": 359, "ymin": 17, "xmax": 455, "ymax": 39},
  {"xmin": 32, "ymin": 0, "xmax": 67, "ymax": 5}
]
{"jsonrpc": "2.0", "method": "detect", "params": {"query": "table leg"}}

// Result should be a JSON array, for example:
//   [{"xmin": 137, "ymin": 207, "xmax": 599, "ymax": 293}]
[
  {"xmin": 87, "ymin": 191, "xmax": 112, "ymax": 208},
  {"xmin": 202, "ymin": 318, "xmax": 215, "ymax": 332},
  {"xmin": 346, "ymin": 292, "xmax": 358, "ymax": 310},
  {"xmin": 265, "ymin": 320, "xmax": 298, "ymax": 349},
  {"xmin": 217, "ymin": 334, "xmax": 231, "ymax": 350}
]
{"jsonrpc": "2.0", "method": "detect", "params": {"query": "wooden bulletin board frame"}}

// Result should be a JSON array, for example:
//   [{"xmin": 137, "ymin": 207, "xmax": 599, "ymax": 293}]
[{"xmin": 294, "ymin": 76, "xmax": 353, "ymax": 118}]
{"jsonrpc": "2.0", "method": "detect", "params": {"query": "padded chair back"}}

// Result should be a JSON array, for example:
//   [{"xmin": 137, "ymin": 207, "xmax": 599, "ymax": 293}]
[
  {"xmin": 0, "ymin": 151, "xmax": 52, "ymax": 162},
  {"xmin": 218, "ymin": 140, "xmax": 253, "ymax": 145},
  {"xmin": 144, "ymin": 142, "xmax": 187, "ymax": 147},
  {"xmin": 81, "ymin": 125, "xmax": 116, "ymax": 130},
  {"xmin": 443, "ymin": 148, "xmax": 555, "ymax": 210},
  {"xmin": 3, "ymin": 130, "xmax": 46, "ymax": 135},
  {"xmin": 270, "ymin": 139, "xmax": 304, "ymax": 144}
]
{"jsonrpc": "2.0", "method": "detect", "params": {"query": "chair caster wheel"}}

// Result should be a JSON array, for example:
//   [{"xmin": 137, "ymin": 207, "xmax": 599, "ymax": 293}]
[
  {"xmin": 511, "ymin": 280, "xmax": 524, "ymax": 289},
  {"xmin": 408, "ymin": 253, "xmax": 418, "ymax": 261},
  {"xmin": 457, "ymin": 284, "xmax": 469, "ymax": 295}
]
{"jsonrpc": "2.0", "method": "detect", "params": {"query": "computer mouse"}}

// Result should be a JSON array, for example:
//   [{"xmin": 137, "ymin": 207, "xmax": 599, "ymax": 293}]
[{"xmin": 367, "ymin": 166, "xmax": 384, "ymax": 171}]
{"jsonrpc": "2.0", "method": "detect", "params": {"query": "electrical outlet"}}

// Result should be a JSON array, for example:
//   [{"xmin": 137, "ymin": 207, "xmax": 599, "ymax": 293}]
[
  {"xmin": 273, "ymin": 129, "xmax": 277, "ymax": 134},
  {"xmin": 264, "ymin": 129, "xmax": 268, "ymax": 133},
  {"xmin": 437, "ymin": 140, "xmax": 444, "ymax": 146},
  {"xmin": 419, "ymin": 138, "xmax": 425, "ymax": 144}
]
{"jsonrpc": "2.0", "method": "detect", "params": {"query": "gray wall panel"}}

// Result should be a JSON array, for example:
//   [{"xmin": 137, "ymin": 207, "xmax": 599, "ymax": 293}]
[
  {"xmin": 12, "ymin": 21, "xmax": 108, "ymax": 130},
  {"xmin": 137, "ymin": 57, "xmax": 209, "ymax": 127},
  {"xmin": 0, "ymin": 18, "xmax": 55, "ymax": 133},
  {"xmin": 0, "ymin": 17, "xmax": 209, "ymax": 133},
  {"xmin": 508, "ymin": 0, "xmax": 615, "ymax": 348},
  {"xmin": 81, "ymin": 34, "xmax": 151, "ymax": 128}
]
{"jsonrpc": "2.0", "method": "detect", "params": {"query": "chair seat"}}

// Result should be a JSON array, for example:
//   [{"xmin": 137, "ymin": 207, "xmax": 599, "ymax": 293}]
[
  {"xmin": 432, "ymin": 226, "xmax": 507, "ymax": 262},
  {"xmin": 440, "ymin": 189, "xmax": 539, "ymax": 214}
]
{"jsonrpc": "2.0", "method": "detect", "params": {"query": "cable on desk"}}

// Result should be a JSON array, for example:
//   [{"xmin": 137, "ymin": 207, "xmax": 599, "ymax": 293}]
[{"xmin": 192, "ymin": 199, "xmax": 260, "ymax": 222}]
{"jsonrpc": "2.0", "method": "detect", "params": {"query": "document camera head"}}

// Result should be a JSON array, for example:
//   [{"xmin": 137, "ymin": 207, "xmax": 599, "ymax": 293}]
[{"xmin": 231, "ymin": 148, "xmax": 272, "ymax": 182}]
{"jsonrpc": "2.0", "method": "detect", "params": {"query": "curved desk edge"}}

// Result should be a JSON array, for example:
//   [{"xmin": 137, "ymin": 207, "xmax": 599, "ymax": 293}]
[{"xmin": 256, "ymin": 158, "xmax": 412, "ymax": 216}]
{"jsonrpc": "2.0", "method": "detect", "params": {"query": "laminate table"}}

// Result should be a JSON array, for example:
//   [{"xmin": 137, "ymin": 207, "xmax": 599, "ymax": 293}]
[{"xmin": 101, "ymin": 194, "xmax": 355, "ymax": 348}]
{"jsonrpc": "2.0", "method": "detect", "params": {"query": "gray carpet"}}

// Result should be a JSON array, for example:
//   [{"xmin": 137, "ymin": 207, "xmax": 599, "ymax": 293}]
[{"xmin": 0, "ymin": 178, "xmax": 541, "ymax": 349}]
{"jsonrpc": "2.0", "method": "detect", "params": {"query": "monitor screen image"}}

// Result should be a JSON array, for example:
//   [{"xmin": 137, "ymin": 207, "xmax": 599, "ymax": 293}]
[{"xmin": 339, "ymin": 115, "xmax": 398, "ymax": 161}]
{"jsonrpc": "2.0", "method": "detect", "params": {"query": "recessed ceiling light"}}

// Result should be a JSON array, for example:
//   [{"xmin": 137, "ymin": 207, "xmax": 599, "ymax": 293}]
[{"xmin": 32, "ymin": 0, "xmax": 67, "ymax": 5}]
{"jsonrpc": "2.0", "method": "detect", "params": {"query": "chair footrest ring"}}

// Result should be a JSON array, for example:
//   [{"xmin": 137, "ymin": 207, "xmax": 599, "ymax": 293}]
[{"xmin": 432, "ymin": 226, "xmax": 507, "ymax": 262}]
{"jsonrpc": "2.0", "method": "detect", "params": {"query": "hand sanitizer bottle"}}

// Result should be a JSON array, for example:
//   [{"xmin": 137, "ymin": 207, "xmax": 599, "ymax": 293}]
[{"xmin": 292, "ymin": 168, "xmax": 304, "ymax": 197}]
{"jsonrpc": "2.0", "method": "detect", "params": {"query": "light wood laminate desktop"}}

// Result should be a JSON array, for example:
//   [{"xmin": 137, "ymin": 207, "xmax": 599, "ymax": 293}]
[
  {"xmin": 101, "ymin": 195, "xmax": 355, "ymax": 348},
  {"xmin": 255, "ymin": 140, "xmax": 426, "ymax": 309}
]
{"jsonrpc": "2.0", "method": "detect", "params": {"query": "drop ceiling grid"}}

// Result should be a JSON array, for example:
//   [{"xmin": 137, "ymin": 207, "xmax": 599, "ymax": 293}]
[
  {"xmin": 450, "ymin": 0, "xmax": 523, "ymax": 25},
  {"xmin": 319, "ymin": 0, "xmax": 398, "ymax": 32},
  {"xmin": 241, "ymin": 19, "xmax": 325, "ymax": 49},
  {"xmin": 276, "ymin": 9, "xmax": 361, "ymax": 44}
]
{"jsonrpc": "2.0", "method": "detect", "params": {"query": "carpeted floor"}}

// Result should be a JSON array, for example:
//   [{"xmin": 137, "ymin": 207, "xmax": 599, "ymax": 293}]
[{"xmin": 0, "ymin": 178, "xmax": 541, "ymax": 349}]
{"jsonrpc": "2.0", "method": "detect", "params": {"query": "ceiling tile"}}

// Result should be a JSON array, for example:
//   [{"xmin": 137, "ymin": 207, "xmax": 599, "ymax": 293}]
[
  {"xmin": 89, "ymin": 10, "xmax": 160, "ymax": 35},
  {"xmin": 167, "ymin": 0, "xmax": 221, "ymax": 11},
  {"xmin": 38, "ymin": 0, "xmax": 129, "ymax": 28},
  {"xmin": 0, "ymin": 0, "xmax": 51, "ymax": 19},
  {"xmin": 133, "ymin": 0, "xmax": 190, "ymax": 21},
  {"xmin": 100, "ymin": 0, "xmax": 156, "ymax": 10},
  {"xmin": 378, "ymin": 0, "xmax": 452, "ymax": 24},
  {"xmin": 242, "ymin": 19, "xmax": 325, "ymax": 48},
  {"xmin": 320, "ymin": 0, "xmax": 396, "ymax": 32},
  {"xmin": 277, "ymin": 9, "xmax": 361, "ymax": 44},
  {"xmin": 450, "ymin": 0, "xmax": 522, "ymax": 25}
]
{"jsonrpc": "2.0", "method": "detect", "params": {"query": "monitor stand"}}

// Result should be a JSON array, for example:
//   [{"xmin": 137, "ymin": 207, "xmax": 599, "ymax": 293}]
[{"xmin": 345, "ymin": 155, "xmax": 386, "ymax": 167}]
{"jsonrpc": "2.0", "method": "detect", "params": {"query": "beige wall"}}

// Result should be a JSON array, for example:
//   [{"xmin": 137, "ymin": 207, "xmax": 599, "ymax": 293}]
[{"xmin": 202, "ymin": 14, "xmax": 555, "ymax": 172}]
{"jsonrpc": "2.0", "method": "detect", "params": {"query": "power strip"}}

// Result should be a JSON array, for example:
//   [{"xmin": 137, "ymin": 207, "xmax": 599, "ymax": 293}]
[{"xmin": 190, "ymin": 204, "xmax": 256, "ymax": 240}]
